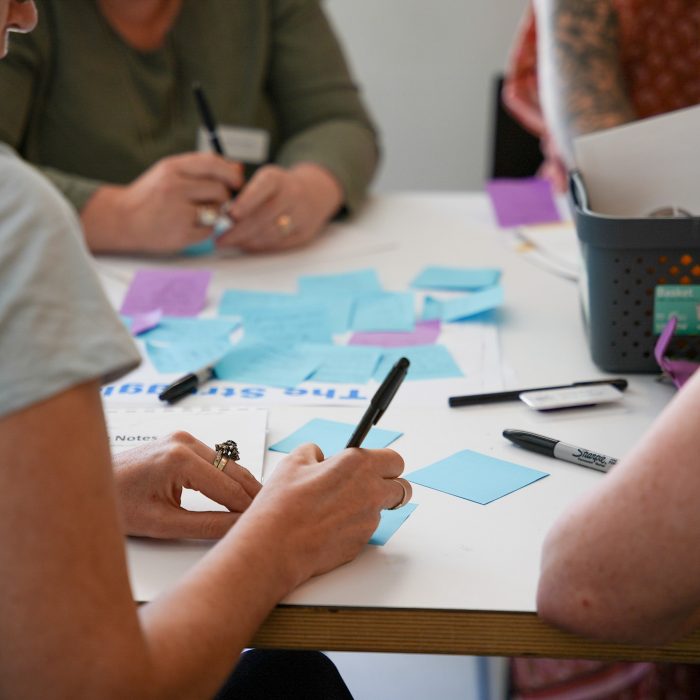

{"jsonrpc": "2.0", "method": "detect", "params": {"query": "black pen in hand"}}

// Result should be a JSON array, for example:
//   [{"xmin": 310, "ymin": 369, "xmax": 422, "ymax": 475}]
[
  {"xmin": 346, "ymin": 357, "xmax": 410, "ymax": 448},
  {"xmin": 192, "ymin": 81, "xmax": 227, "ymax": 157},
  {"xmin": 191, "ymin": 81, "xmax": 238, "ymax": 234}
]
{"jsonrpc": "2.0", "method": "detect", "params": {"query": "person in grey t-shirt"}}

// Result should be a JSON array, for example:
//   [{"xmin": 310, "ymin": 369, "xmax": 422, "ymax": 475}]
[{"xmin": 0, "ymin": 4, "xmax": 409, "ymax": 698}]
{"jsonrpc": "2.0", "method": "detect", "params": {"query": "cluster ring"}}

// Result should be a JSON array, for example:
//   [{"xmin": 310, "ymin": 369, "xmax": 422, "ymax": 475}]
[{"xmin": 213, "ymin": 440, "xmax": 240, "ymax": 471}]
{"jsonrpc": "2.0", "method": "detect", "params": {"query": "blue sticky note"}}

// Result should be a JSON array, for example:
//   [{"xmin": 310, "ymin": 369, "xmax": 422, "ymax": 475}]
[
  {"xmin": 140, "ymin": 317, "xmax": 239, "ymax": 344},
  {"xmin": 407, "ymin": 449, "xmax": 548, "ymax": 505},
  {"xmin": 298, "ymin": 269, "xmax": 382, "ymax": 295},
  {"xmin": 299, "ymin": 292, "xmax": 357, "ymax": 333},
  {"xmin": 373, "ymin": 346, "xmax": 462, "ymax": 381},
  {"xmin": 305, "ymin": 344, "xmax": 382, "ymax": 384},
  {"xmin": 219, "ymin": 289, "xmax": 297, "ymax": 316},
  {"xmin": 269, "ymin": 418, "xmax": 402, "ymax": 456},
  {"xmin": 219, "ymin": 290, "xmax": 332, "ymax": 344},
  {"xmin": 411, "ymin": 266, "xmax": 501, "ymax": 291},
  {"xmin": 422, "ymin": 286, "xmax": 504, "ymax": 322},
  {"xmin": 351, "ymin": 292, "xmax": 415, "ymax": 332},
  {"xmin": 214, "ymin": 342, "xmax": 323, "ymax": 388},
  {"xmin": 183, "ymin": 238, "xmax": 216, "ymax": 256},
  {"xmin": 244, "ymin": 306, "xmax": 332, "ymax": 344},
  {"xmin": 145, "ymin": 336, "xmax": 233, "ymax": 374},
  {"xmin": 369, "ymin": 503, "xmax": 418, "ymax": 546}
]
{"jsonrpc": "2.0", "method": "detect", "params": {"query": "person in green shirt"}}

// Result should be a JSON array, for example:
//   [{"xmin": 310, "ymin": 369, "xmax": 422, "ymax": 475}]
[{"xmin": 0, "ymin": 0, "xmax": 379, "ymax": 254}]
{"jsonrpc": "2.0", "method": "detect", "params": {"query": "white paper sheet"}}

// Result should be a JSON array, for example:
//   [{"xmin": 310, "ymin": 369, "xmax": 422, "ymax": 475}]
[{"xmin": 574, "ymin": 104, "xmax": 700, "ymax": 217}]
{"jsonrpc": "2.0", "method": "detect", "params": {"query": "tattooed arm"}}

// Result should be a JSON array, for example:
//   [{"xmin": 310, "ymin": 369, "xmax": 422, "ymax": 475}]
[{"xmin": 533, "ymin": 0, "xmax": 636, "ymax": 165}]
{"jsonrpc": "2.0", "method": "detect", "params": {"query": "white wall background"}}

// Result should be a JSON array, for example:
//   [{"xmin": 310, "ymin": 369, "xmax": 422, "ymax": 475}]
[{"xmin": 325, "ymin": 0, "xmax": 528, "ymax": 192}]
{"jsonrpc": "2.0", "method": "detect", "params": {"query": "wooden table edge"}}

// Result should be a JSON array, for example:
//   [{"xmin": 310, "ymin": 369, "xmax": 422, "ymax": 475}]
[{"xmin": 249, "ymin": 606, "xmax": 700, "ymax": 662}]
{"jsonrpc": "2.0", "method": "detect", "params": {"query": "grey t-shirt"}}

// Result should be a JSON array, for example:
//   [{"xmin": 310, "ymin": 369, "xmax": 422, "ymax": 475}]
[{"xmin": 0, "ymin": 145, "xmax": 140, "ymax": 418}]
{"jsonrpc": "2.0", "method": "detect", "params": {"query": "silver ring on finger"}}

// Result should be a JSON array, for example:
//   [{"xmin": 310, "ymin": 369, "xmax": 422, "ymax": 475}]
[
  {"xmin": 389, "ymin": 478, "xmax": 411, "ymax": 510},
  {"xmin": 196, "ymin": 206, "xmax": 219, "ymax": 228}
]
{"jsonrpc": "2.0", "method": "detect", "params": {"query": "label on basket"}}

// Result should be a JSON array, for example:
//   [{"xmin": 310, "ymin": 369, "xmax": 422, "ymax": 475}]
[{"xmin": 654, "ymin": 285, "xmax": 700, "ymax": 334}]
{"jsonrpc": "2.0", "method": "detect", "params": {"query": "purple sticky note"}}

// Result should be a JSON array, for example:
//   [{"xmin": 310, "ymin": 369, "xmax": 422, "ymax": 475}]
[
  {"xmin": 130, "ymin": 308, "xmax": 163, "ymax": 336},
  {"xmin": 120, "ymin": 268, "xmax": 212, "ymax": 317},
  {"xmin": 486, "ymin": 178, "xmax": 561, "ymax": 228},
  {"xmin": 349, "ymin": 319, "xmax": 441, "ymax": 347}
]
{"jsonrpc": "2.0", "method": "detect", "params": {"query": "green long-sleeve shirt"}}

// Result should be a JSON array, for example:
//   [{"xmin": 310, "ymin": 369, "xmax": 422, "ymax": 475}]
[{"xmin": 0, "ymin": 0, "xmax": 379, "ymax": 213}]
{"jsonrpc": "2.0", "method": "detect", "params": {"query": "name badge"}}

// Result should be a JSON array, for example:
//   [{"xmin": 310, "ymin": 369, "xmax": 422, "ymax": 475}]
[{"xmin": 197, "ymin": 125, "xmax": 269, "ymax": 164}]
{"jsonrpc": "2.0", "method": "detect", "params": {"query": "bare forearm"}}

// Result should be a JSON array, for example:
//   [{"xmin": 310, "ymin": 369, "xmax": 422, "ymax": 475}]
[
  {"xmin": 139, "ymin": 515, "xmax": 296, "ymax": 699},
  {"xmin": 534, "ymin": 0, "xmax": 635, "ymax": 165},
  {"xmin": 81, "ymin": 185, "xmax": 135, "ymax": 253},
  {"xmin": 538, "ymin": 371, "xmax": 700, "ymax": 643}
]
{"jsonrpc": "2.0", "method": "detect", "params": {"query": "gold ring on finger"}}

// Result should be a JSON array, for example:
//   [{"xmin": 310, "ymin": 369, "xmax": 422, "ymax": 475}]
[{"xmin": 275, "ymin": 213, "xmax": 294, "ymax": 237}]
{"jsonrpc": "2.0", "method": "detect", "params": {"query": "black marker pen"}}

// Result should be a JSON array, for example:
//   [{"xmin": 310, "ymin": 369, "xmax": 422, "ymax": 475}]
[{"xmin": 503, "ymin": 429, "xmax": 618, "ymax": 473}]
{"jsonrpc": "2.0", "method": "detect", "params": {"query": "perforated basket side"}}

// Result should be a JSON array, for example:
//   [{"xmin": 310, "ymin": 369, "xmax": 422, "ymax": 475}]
[
  {"xmin": 571, "ymin": 172, "xmax": 700, "ymax": 372},
  {"xmin": 581, "ymin": 245, "xmax": 700, "ymax": 371}
]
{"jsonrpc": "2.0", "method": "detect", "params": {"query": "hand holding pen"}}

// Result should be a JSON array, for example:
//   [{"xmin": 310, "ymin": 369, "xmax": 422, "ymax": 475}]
[
  {"xmin": 345, "ymin": 357, "xmax": 412, "ymax": 510},
  {"xmin": 192, "ymin": 82, "xmax": 343, "ymax": 253},
  {"xmin": 192, "ymin": 82, "xmax": 239, "ymax": 236}
]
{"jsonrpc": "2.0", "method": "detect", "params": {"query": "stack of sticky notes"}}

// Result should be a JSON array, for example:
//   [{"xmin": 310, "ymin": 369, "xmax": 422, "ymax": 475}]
[{"xmin": 121, "ymin": 264, "xmax": 505, "ymax": 388}]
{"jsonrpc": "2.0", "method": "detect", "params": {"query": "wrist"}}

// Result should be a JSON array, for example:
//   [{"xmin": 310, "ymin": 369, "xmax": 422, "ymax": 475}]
[
  {"xmin": 80, "ymin": 185, "xmax": 132, "ymax": 253},
  {"xmin": 290, "ymin": 163, "xmax": 343, "ymax": 219},
  {"xmin": 227, "ymin": 506, "xmax": 305, "ymax": 597}
]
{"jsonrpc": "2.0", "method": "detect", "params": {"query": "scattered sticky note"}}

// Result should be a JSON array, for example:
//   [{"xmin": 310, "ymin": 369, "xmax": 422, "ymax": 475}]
[
  {"xmin": 373, "ymin": 346, "xmax": 462, "ymax": 381},
  {"xmin": 369, "ymin": 503, "xmax": 418, "ymax": 546},
  {"xmin": 219, "ymin": 289, "xmax": 298, "ymax": 316},
  {"xmin": 214, "ymin": 342, "xmax": 322, "ymax": 388},
  {"xmin": 486, "ymin": 178, "xmax": 561, "ymax": 228},
  {"xmin": 269, "ymin": 418, "xmax": 402, "ymax": 456},
  {"xmin": 349, "ymin": 319, "xmax": 441, "ymax": 347},
  {"xmin": 183, "ymin": 238, "xmax": 215, "ymax": 256},
  {"xmin": 351, "ymin": 292, "xmax": 415, "ymax": 332},
  {"xmin": 298, "ymin": 269, "xmax": 382, "ymax": 295},
  {"xmin": 146, "ymin": 336, "xmax": 233, "ymax": 374},
  {"xmin": 407, "ymin": 449, "xmax": 548, "ymax": 505},
  {"xmin": 219, "ymin": 290, "xmax": 332, "ymax": 344},
  {"xmin": 120, "ymin": 268, "xmax": 212, "ymax": 317},
  {"xmin": 423, "ymin": 286, "xmax": 504, "ymax": 322},
  {"xmin": 130, "ymin": 308, "xmax": 163, "ymax": 336},
  {"xmin": 411, "ymin": 266, "xmax": 501, "ymax": 291},
  {"xmin": 299, "ymin": 292, "xmax": 357, "ymax": 333},
  {"xmin": 244, "ymin": 306, "xmax": 332, "ymax": 345},
  {"xmin": 139, "ymin": 317, "xmax": 238, "ymax": 344},
  {"xmin": 305, "ymin": 344, "xmax": 382, "ymax": 384}
]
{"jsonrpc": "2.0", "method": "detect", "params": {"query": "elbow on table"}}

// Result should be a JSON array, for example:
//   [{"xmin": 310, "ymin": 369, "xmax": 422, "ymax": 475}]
[
  {"xmin": 536, "ymin": 574, "xmax": 684, "ymax": 646},
  {"xmin": 537, "ymin": 574, "xmax": 606, "ymax": 638}
]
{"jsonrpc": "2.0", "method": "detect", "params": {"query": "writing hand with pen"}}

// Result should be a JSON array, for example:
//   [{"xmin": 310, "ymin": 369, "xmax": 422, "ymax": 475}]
[
  {"xmin": 193, "ymin": 82, "xmax": 343, "ymax": 253},
  {"xmin": 81, "ymin": 152, "xmax": 244, "ymax": 254}
]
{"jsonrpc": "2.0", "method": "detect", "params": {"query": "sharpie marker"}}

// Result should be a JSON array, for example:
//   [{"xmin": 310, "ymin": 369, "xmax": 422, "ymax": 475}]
[{"xmin": 502, "ymin": 429, "xmax": 618, "ymax": 473}]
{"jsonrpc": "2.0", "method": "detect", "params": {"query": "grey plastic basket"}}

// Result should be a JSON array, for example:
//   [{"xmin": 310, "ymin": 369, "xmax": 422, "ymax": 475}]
[{"xmin": 571, "ymin": 172, "xmax": 700, "ymax": 372}]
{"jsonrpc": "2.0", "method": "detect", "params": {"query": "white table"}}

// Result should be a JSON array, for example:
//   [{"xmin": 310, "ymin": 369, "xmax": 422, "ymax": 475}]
[{"xmin": 98, "ymin": 193, "xmax": 700, "ymax": 661}]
